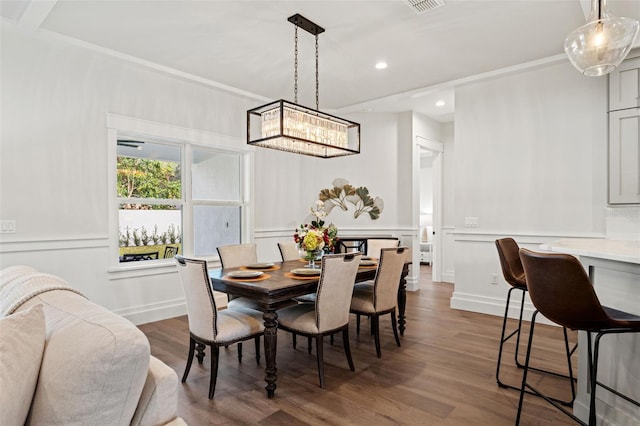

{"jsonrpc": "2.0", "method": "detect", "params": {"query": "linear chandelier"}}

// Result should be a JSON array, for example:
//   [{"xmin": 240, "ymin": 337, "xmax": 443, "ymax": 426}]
[
  {"xmin": 564, "ymin": 0, "xmax": 639, "ymax": 76},
  {"xmin": 247, "ymin": 14, "xmax": 360, "ymax": 158}
]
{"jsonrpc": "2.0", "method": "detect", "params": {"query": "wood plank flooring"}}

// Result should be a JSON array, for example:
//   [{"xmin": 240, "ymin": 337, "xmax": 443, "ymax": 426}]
[{"xmin": 140, "ymin": 266, "xmax": 579, "ymax": 425}]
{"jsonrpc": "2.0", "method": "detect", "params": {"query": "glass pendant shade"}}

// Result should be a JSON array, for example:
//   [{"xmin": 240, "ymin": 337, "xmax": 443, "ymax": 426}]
[
  {"xmin": 564, "ymin": 0, "xmax": 639, "ymax": 76},
  {"xmin": 247, "ymin": 100, "xmax": 360, "ymax": 158}
]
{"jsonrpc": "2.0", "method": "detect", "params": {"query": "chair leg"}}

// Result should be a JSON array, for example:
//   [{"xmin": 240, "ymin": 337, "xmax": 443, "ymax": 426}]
[
  {"xmin": 356, "ymin": 314, "xmax": 361, "ymax": 335},
  {"xmin": 343, "ymin": 327, "xmax": 355, "ymax": 372},
  {"xmin": 315, "ymin": 335, "xmax": 325, "ymax": 388},
  {"xmin": 182, "ymin": 337, "xmax": 196, "ymax": 383},
  {"xmin": 588, "ymin": 332, "xmax": 598, "ymax": 426},
  {"xmin": 208, "ymin": 345, "xmax": 220, "ymax": 399},
  {"xmin": 496, "ymin": 286, "xmax": 522, "ymax": 388},
  {"xmin": 308, "ymin": 336, "xmax": 312, "ymax": 355},
  {"xmin": 196, "ymin": 342, "xmax": 206, "ymax": 364},
  {"xmin": 237, "ymin": 342, "xmax": 243, "ymax": 363},
  {"xmin": 373, "ymin": 315, "xmax": 382, "ymax": 358},
  {"xmin": 330, "ymin": 334, "xmax": 334, "ymax": 345},
  {"xmin": 391, "ymin": 310, "xmax": 401, "ymax": 347},
  {"xmin": 515, "ymin": 311, "xmax": 539, "ymax": 425},
  {"xmin": 254, "ymin": 336, "xmax": 261, "ymax": 364},
  {"xmin": 292, "ymin": 333, "xmax": 297, "ymax": 349}
]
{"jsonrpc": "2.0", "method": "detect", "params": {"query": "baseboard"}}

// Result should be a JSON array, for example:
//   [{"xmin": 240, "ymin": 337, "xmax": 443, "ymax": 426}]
[
  {"xmin": 441, "ymin": 271, "xmax": 455, "ymax": 283},
  {"xmin": 115, "ymin": 298, "xmax": 188, "ymax": 325},
  {"xmin": 449, "ymin": 291, "xmax": 556, "ymax": 325}
]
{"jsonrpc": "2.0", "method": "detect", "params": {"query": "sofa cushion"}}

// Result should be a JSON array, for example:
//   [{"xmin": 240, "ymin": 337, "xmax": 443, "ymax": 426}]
[
  {"xmin": 17, "ymin": 290, "xmax": 150, "ymax": 426},
  {"xmin": 0, "ymin": 304, "xmax": 46, "ymax": 425}
]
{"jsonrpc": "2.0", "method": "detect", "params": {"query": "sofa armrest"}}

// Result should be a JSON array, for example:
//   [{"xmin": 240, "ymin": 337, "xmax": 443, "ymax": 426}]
[{"xmin": 130, "ymin": 356, "xmax": 182, "ymax": 426}]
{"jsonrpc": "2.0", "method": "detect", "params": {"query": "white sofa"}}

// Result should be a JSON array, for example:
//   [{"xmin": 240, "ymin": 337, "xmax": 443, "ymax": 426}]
[{"xmin": 0, "ymin": 265, "xmax": 186, "ymax": 426}]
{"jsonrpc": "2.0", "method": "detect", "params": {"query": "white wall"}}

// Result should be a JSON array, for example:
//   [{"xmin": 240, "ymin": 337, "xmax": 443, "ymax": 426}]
[
  {"xmin": 450, "ymin": 61, "xmax": 609, "ymax": 317},
  {"xmin": 0, "ymin": 27, "xmax": 415, "ymax": 323}
]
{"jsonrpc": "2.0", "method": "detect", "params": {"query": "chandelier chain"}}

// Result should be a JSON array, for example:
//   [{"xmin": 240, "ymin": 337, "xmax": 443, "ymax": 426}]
[
  {"xmin": 294, "ymin": 25, "xmax": 298, "ymax": 104},
  {"xmin": 315, "ymin": 34, "xmax": 319, "ymax": 111}
]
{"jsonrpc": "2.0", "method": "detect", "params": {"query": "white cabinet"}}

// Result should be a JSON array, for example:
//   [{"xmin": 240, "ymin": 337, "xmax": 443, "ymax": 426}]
[
  {"xmin": 609, "ymin": 53, "xmax": 640, "ymax": 204},
  {"xmin": 609, "ymin": 108, "xmax": 640, "ymax": 204},
  {"xmin": 609, "ymin": 56, "xmax": 640, "ymax": 111}
]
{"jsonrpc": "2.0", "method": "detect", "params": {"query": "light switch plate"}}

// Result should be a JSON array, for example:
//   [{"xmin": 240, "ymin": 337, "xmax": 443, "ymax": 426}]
[{"xmin": 1, "ymin": 220, "xmax": 16, "ymax": 233}]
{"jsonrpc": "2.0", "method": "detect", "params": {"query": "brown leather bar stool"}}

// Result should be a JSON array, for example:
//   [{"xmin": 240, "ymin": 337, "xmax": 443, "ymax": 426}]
[
  {"xmin": 495, "ymin": 238, "xmax": 577, "ymax": 405},
  {"xmin": 517, "ymin": 249, "xmax": 640, "ymax": 426}
]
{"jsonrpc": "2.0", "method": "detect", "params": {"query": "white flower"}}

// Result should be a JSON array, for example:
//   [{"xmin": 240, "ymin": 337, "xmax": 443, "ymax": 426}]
[
  {"xmin": 373, "ymin": 197, "xmax": 384, "ymax": 212},
  {"xmin": 332, "ymin": 177, "xmax": 349, "ymax": 188}
]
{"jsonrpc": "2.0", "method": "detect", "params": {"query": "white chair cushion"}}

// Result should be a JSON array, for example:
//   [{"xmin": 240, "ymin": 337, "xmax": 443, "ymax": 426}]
[
  {"xmin": 227, "ymin": 297, "xmax": 262, "ymax": 312},
  {"xmin": 350, "ymin": 282, "xmax": 375, "ymax": 313},
  {"xmin": 214, "ymin": 307, "xmax": 265, "ymax": 344},
  {"xmin": 277, "ymin": 303, "xmax": 318, "ymax": 334},
  {"xmin": 0, "ymin": 304, "xmax": 45, "ymax": 426}
]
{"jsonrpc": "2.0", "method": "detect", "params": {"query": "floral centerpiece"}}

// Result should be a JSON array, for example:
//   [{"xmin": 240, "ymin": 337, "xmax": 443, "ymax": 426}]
[{"xmin": 294, "ymin": 201, "xmax": 339, "ymax": 268}]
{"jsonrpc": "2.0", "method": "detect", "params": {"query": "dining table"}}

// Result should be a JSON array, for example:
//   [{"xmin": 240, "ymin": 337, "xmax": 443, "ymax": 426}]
[{"xmin": 208, "ymin": 257, "xmax": 409, "ymax": 398}]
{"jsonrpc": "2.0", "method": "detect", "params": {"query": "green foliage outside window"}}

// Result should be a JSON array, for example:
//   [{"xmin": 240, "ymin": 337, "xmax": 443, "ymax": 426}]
[{"xmin": 117, "ymin": 157, "xmax": 181, "ymax": 209}]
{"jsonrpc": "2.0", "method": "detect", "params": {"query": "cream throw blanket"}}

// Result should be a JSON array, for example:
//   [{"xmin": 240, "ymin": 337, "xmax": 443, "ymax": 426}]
[{"xmin": 0, "ymin": 271, "xmax": 85, "ymax": 317}]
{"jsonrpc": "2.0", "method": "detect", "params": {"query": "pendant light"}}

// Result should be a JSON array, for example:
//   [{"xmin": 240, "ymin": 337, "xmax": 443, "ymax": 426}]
[
  {"xmin": 247, "ymin": 14, "xmax": 360, "ymax": 158},
  {"xmin": 564, "ymin": 0, "xmax": 639, "ymax": 76}
]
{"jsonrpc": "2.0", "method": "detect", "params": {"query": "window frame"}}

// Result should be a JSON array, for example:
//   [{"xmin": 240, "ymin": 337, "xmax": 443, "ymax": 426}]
[{"xmin": 107, "ymin": 114, "xmax": 253, "ymax": 275}]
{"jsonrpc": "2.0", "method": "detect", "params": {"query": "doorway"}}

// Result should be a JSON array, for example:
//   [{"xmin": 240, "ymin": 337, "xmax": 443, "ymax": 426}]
[{"xmin": 416, "ymin": 136, "xmax": 443, "ymax": 283}]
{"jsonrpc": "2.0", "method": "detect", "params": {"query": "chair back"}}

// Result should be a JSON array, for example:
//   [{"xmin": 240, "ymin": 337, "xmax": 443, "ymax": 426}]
[
  {"xmin": 373, "ymin": 247, "xmax": 408, "ymax": 311},
  {"xmin": 278, "ymin": 242, "xmax": 300, "ymax": 261},
  {"xmin": 217, "ymin": 243, "xmax": 257, "ymax": 268},
  {"xmin": 366, "ymin": 238, "xmax": 399, "ymax": 258},
  {"xmin": 315, "ymin": 253, "xmax": 362, "ymax": 332},
  {"xmin": 174, "ymin": 255, "xmax": 218, "ymax": 341},
  {"xmin": 519, "ymin": 249, "xmax": 610, "ymax": 330},
  {"xmin": 495, "ymin": 238, "xmax": 526, "ymax": 288}
]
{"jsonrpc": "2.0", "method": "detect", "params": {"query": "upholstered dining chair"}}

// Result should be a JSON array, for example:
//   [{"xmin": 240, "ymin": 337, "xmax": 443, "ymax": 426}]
[
  {"xmin": 350, "ymin": 247, "xmax": 407, "ymax": 358},
  {"xmin": 366, "ymin": 238, "xmax": 399, "ymax": 259},
  {"xmin": 278, "ymin": 241, "xmax": 300, "ymax": 261},
  {"xmin": 276, "ymin": 252, "xmax": 362, "ymax": 388},
  {"xmin": 517, "ymin": 249, "xmax": 640, "ymax": 426},
  {"xmin": 217, "ymin": 243, "xmax": 258, "ymax": 269},
  {"xmin": 174, "ymin": 255, "xmax": 264, "ymax": 399},
  {"xmin": 495, "ymin": 238, "xmax": 576, "ymax": 404},
  {"xmin": 217, "ymin": 243, "xmax": 261, "ymax": 310}
]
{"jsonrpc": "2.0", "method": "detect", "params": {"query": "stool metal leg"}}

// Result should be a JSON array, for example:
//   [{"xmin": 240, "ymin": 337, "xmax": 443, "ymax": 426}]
[
  {"xmin": 497, "ymin": 286, "xmax": 577, "ymax": 405},
  {"xmin": 516, "ymin": 311, "xmax": 585, "ymax": 425}
]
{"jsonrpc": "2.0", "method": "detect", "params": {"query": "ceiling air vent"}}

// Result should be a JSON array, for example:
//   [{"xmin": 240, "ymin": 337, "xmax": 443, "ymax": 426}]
[{"xmin": 406, "ymin": 0, "xmax": 446, "ymax": 14}]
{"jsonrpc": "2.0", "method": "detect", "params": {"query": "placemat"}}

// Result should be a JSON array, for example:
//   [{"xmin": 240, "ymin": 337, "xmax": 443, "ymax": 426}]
[
  {"xmin": 284, "ymin": 272, "xmax": 320, "ymax": 280},
  {"xmin": 222, "ymin": 273, "xmax": 271, "ymax": 282},
  {"xmin": 239, "ymin": 265, "xmax": 281, "ymax": 272},
  {"xmin": 358, "ymin": 264, "xmax": 378, "ymax": 269}
]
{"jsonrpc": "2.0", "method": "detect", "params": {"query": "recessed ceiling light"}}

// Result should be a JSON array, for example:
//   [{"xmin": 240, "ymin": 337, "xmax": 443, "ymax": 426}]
[
  {"xmin": 375, "ymin": 62, "xmax": 388, "ymax": 70},
  {"xmin": 435, "ymin": 100, "xmax": 445, "ymax": 107}
]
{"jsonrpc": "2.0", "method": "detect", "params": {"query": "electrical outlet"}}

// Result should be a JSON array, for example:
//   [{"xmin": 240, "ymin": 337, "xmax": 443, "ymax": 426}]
[
  {"xmin": 0, "ymin": 220, "xmax": 16, "ymax": 233},
  {"xmin": 490, "ymin": 274, "xmax": 498, "ymax": 285}
]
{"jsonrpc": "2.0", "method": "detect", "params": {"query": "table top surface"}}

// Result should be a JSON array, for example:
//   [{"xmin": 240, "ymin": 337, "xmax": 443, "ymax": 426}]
[{"xmin": 208, "ymin": 259, "xmax": 380, "ymax": 307}]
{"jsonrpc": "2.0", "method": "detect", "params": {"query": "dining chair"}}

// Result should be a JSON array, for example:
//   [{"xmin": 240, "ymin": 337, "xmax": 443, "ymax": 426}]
[
  {"xmin": 164, "ymin": 245, "xmax": 179, "ymax": 259},
  {"xmin": 366, "ymin": 238, "xmax": 399, "ymax": 259},
  {"xmin": 350, "ymin": 247, "xmax": 407, "ymax": 358},
  {"xmin": 276, "ymin": 252, "xmax": 362, "ymax": 388},
  {"xmin": 517, "ymin": 249, "xmax": 640, "ymax": 425},
  {"xmin": 174, "ymin": 255, "xmax": 264, "ymax": 399},
  {"xmin": 217, "ymin": 243, "xmax": 261, "ymax": 310},
  {"xmin": 278, "ymin": 241, "xmax": 300, "ymax": 261},
  {"xmin": 217, "ymin": 243, "xmax": 258, "ymax": 268},
  {"xmin": 495, "ymin": 238, "xmax": 577, "ymax": 403}
]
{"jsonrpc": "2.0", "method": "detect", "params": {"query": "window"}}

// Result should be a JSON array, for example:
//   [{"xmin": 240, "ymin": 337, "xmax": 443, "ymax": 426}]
[{"xmin": 109, "ymin": 115, "xmax": 248, "ymax": 268}]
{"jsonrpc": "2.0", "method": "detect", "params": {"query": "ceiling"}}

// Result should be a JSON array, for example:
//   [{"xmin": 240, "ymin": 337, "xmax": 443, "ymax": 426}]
[{"xmin": 2, "ymin": 0, "xmax": 640, "ymax": 122}]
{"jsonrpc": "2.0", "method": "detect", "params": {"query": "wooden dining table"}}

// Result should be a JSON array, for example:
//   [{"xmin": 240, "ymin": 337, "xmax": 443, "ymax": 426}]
[{"xmin": 208, "ymin": 258, "xmax": 409, "ymax": 398}]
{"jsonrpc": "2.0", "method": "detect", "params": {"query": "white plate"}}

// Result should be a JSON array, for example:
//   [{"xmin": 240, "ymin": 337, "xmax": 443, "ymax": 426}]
[
  {"xmin": 246, "ymin": 262, "xmax": 275, "ymax": 269},
  {"xmin": 228, "ymin": 270, "xmax": 263, "ymax": 278},
  {"xmin": 360, "ymin": 260, "xmax": 377, "ymax": 266},
  {"xmin": 291, "ymin": 268, "xmax": 321, "ymax": 276}
]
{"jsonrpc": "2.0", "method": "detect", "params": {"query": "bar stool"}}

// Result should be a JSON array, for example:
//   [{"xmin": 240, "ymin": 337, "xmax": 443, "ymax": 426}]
[
  {"xmin": 495, "ymin": 238, "xmax": 577, "ymax": 405},
  {"xmin": 517, "ymin": 249, "xmax": 640, "ymax": 425}
]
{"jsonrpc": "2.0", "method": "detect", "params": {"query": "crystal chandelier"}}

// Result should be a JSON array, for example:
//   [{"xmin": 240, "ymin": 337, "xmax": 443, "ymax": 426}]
[
  {"xmin": 564, "ymin": 0, "xmax": 639, "ymax": 76},
  {"xmin": 247, "ymin": 14, "xmax": 360, "ymax": 158}
]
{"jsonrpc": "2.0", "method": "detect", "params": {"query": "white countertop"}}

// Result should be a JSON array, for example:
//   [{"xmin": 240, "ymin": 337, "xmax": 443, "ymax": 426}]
[{"xmin": 541, "ymin": 238, "xmax": 640, "ymax": 265}]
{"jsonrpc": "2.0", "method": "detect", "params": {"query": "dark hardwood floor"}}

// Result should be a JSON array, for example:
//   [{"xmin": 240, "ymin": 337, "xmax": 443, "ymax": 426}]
[{"xmin": 140, "ymin": 265, "xmax": 579, "ymax": 425}]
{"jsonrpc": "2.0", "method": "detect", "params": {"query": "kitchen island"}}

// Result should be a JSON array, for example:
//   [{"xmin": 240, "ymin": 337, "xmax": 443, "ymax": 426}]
[{"xmin": 543, "ymin": 238, "xmax": 639, "ymax": 425}]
